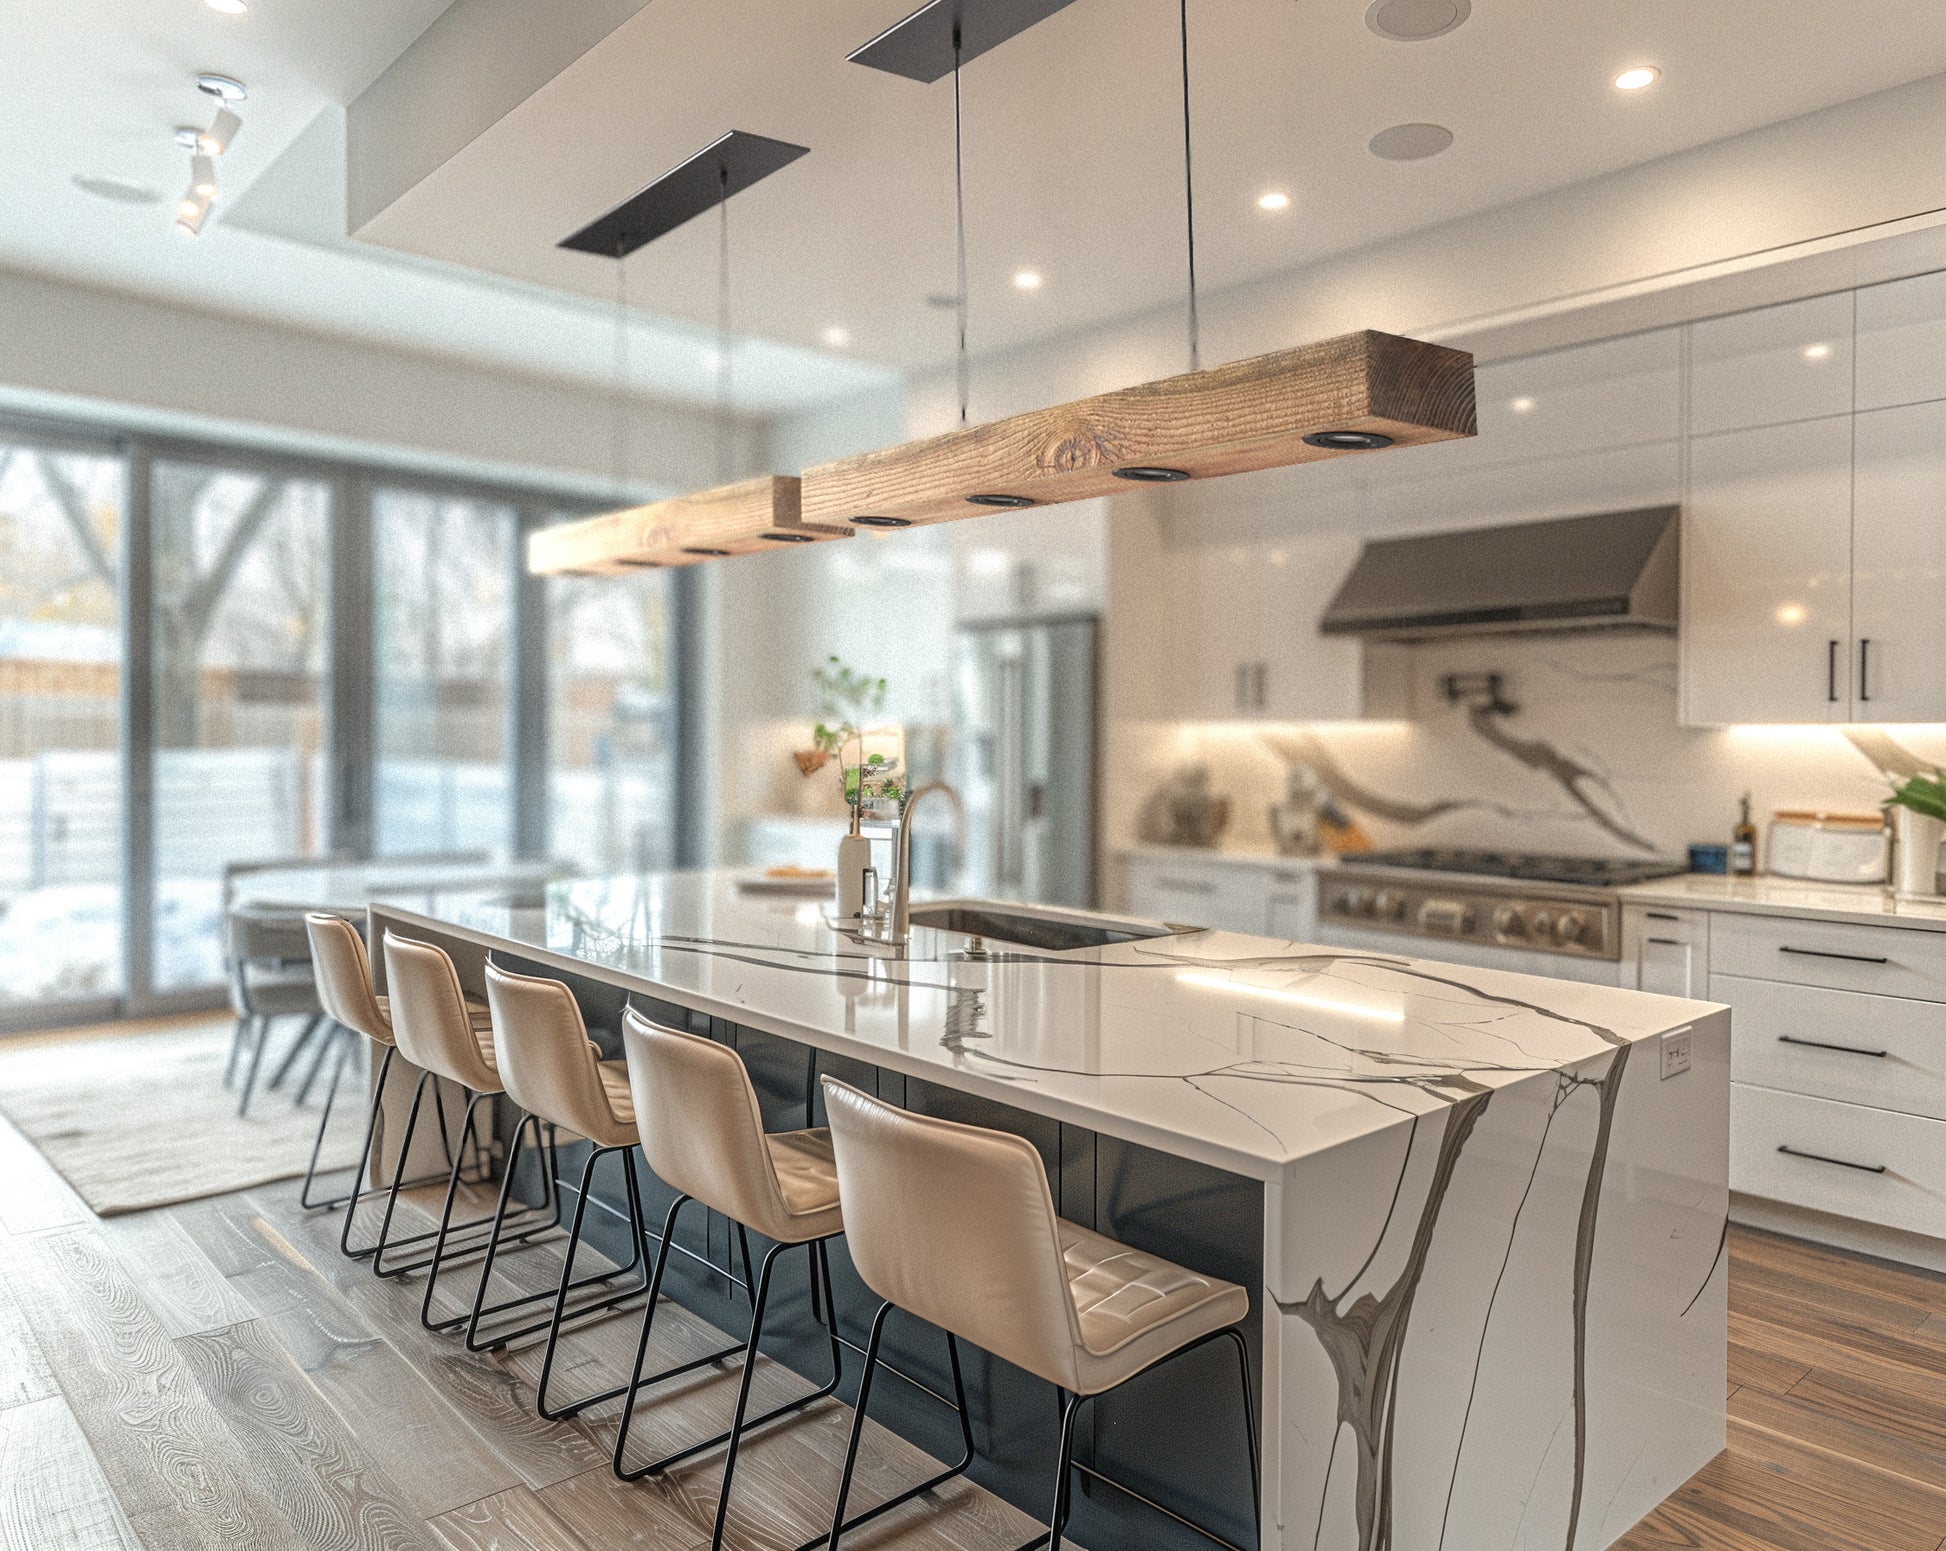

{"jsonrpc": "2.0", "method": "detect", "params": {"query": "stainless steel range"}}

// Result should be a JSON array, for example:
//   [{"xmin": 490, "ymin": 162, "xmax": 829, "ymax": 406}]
[{"xmin": 1316, "ymin": 848, "xmax": 1688, "ymax": 983}]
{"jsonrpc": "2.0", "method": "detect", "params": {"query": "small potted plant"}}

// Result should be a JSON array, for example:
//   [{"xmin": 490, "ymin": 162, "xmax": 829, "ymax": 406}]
[
  {"xmin": 795, "ymin": 657, "xmax": 887, "ymax": 776},
  {"xmin": 1888, "ymin": 770, "xmax": 1946, "ymax": 896}
]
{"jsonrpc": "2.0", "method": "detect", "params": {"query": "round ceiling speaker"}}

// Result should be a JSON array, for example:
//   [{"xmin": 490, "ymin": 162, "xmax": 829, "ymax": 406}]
[
  {"xmin": 1367, "ymin": 122, "xmax": 1456, "ymax": 161},
  {"xmin": 1364, "ymin": 0, "xmax": 1469, "ymax": 41}
]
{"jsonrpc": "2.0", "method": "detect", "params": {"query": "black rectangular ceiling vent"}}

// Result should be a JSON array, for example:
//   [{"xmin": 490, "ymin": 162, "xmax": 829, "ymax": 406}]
[
  {"xmin": 848, "ymin": 0, "xmax": 1083, "ymax": 83},
  {"xmin": 558, "ymin": 130, "xmax": 810, "ymax": 259}
]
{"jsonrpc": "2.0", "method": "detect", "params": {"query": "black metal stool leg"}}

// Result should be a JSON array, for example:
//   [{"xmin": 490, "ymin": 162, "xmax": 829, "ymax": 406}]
[
  {"xmin": 534, "ymin": 1145, "xmax": 656, "ymax": 1419},
  {"xmin": 1045, "ymin": 1390, "xmax": 1084, "ymax": 1551},
  {"xmin": 611, "ymin": 1194, "xmax": 770, "ymax": 1483},
  {"xmin": 818, "ymin": 1305, "xmax": 974, "ymax": 1551},
  {"xmin": 294, "ymin": 1019, "xmax": 344, "ymax": 1108},
  {"xmin": 370, "ymin": 1070, "xmax": 436, "ymax": 1278},
  {"xmin": 297, "ymin": 1028, "xmax": 355, "ymax": 1211}
]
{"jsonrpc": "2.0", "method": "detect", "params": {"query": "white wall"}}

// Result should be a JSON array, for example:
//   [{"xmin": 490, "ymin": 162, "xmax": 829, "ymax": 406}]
[{"xmin": 0, "ymin": 264, "xmax": 750, "ymax": 497}]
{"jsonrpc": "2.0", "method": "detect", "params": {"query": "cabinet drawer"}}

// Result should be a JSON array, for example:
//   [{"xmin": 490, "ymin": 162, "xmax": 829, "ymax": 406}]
[
  {"xmin": 1623, "ymin": 905, "xmax": 1709, "ymax": 996},
  {"xmin": 1718, "ymin": 973, "xmax": 1946, "ymax": 1120},
  {"xmin": 1732, "ymin": 1083, "xmax": 1946, "ymax": 1240},
  {"xmin": 1126, "ymin": 861, "xmax": 1266, "ymax": 934},
  {"xmin": 1709, "ymin": 910, "xmax": 1946, "ymax": 1001}
]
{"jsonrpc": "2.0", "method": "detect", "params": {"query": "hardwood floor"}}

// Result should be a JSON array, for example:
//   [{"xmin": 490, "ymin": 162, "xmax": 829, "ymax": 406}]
[{"xmin": 3, "ymin": 1095, "xmax": 1946, "ymax": 1550}]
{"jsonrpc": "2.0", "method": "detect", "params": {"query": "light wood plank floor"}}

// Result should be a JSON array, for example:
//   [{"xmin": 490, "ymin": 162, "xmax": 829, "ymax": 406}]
[{"xmin": 4, "ymin": 1061, "xmax": 1946, "ymax": 1550}]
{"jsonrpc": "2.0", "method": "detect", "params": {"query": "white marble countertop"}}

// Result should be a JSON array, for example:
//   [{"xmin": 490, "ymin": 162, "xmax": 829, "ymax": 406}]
[
  {"xmin": 376, "ymin": 870, "xmax": 1714, "ymax": 1182},
  {"xmin": 1619, "ymin": 873, "xmax": 1946, "ymax": 932}
]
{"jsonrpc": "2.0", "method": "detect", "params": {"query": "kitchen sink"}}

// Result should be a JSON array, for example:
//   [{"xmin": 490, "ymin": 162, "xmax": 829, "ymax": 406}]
[{"xmin": 907, "ymin": 901, "xmax": 1173, "ymax": 953}]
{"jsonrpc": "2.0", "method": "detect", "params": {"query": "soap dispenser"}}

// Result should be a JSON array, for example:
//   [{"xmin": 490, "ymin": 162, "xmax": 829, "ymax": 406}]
[{"xmin": 837, "ymin": 805, "xmax": 872, "ymax": 920}]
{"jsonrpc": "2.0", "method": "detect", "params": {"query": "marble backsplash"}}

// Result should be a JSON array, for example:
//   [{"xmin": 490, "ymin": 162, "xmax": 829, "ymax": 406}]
[{"xmin": 1111, "ymin": 633, "xmax": 1946, "ymax": 864}]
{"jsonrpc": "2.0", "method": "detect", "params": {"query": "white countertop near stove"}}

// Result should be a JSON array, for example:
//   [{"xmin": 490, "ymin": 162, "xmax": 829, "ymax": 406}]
[{"xmin": 1619, "ymin": 873, "xmax": 1946, "ymax": 932}]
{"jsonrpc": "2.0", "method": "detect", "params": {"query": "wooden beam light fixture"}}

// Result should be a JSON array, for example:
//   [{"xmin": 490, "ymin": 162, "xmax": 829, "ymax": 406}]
[
  {"xmin": 527, "ymin": 475, "xmax": 849, "ymax": 576},
  {"xmin": 799, "ymin": 330, "xmax": 1475, "ymax": 532}
]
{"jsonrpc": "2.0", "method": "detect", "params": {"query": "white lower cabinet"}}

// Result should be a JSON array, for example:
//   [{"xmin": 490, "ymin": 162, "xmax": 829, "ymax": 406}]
[
  {"xmin": 1732, "ymin": 1084, "xmax": 1946, "ymax": 1242},
  {"xmin": 1719, "ymin": 973, "xmax": 1946, "ymax": 1120},
  {"xmin": 1620, "ymin": 904, "xmax": 1708, "ymax": 996},
  {"xmin": 1704, "ymin": 906, "xmax": 1946, "ymax": 1248}
]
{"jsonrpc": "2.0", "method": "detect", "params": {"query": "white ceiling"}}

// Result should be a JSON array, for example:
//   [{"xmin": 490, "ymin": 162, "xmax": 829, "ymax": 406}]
[
  {"xmin": 0, "ymin": 0, "xmax": 885, "ymax": 415},
  {"xmin": 13, "ymin": 0, "xmax": 1946, "ymax": 423},
  {"xmin": 355, "ymin": 0, "xmax": 1946, "ymax": 374}
]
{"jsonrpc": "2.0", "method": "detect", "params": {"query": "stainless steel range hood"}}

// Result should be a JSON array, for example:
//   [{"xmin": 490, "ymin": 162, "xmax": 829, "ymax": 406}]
[{"xmin": 1319, "ymin": 505, "xmax": 1679, "ymax": 641}]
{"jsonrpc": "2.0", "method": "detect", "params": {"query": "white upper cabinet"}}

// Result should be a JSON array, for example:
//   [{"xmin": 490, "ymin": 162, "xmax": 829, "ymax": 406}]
[
  {"xmin": 1856, "ymin": 272, "xmax": 1946, "ymax": 412},
  {"xmin": 1690, "ymin": 293, "xmax": 1855, "ymax": 435},
  {"xmin": 1682, "ymin": 415, "xmax": 1855, "ymax": 725},
  {"xmin": 1851, "ymin": 401, "xmax": 1946, "ymax": 723}
]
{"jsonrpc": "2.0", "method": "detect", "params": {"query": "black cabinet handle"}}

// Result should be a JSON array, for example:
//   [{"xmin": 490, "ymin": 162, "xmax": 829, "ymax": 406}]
[
  {"xmin": 1779, "ymin": 945, "xmax": 1890, "ymax": 965},
  {"xmin": 1828, "ymin": 639, "xmax": 1840, "ymax": 702},
  {"xmin": 1779, "ymin": 1034, "xmax": 1889, "ymax": 1059},
  {"xmin": 1254, "ymin": 662, "xmax": 1268, "ymax": 710},
  {"xmin": 1859, "ymin": 638, "xmax": 1872, "ymax": 702},
  {"xmin": 1646, "ymin": 936, "xmax": 1685, "ymax": 946},
  {"xmin": 1645, "ymin": 911, "xmax": 1681, "ymax": 922},
  {"xmin": 1777, "ymin": 1143, "xmax": 1887, "ymax": 1175}
]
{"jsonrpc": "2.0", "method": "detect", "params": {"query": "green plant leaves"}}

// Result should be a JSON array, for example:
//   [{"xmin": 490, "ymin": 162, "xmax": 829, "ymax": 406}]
[{"xmin": 1889, "ymin": 769, "xmax": 1946, "ymax": 822}]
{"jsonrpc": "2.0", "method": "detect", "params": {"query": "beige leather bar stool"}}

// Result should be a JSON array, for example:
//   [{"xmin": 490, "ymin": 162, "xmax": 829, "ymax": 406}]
[
  {"xmin": 820, "ymin": 1079, "xmax": 1260, "ymax": 1551},
  {"xmin": 612, "ymin": 1007, "xmax": 845, "ymax": 1551},
  {"xmin": 379, "ymin": 935, "xmax": 595, "ymax": 1331},
  {"xmin": 477, "ymin": 960, "xmax": 651, "ymax": 1405},
  {"xmin": 306, "ymin": 913, "xmax": 457, "ymax": 1254}
]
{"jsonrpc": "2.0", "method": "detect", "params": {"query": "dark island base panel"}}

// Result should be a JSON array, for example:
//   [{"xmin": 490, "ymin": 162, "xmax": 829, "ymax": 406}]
[{"xmin": 495, "ymin": 952, "xmax": 1266, "ymax": 1551}]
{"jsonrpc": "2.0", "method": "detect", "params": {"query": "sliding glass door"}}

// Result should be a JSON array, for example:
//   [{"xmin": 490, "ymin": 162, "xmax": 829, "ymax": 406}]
[
  {"xmin": 372, "ymin": 488, "xmax": 515, "ymax": 858},
  {"xmin": 547, "ymin": 566, "xmax": 677, "ymax": 873},
  {"xmin": 0, "ymin": 436, "xmax": 125, "ymax": 1017},
  {"xmin": 0, "ymin": 415, "xmax": 686, "ymax": 1032},
  {"xmin": 150, "ymin": 459, "xmax": 331, "ymax": 990}
]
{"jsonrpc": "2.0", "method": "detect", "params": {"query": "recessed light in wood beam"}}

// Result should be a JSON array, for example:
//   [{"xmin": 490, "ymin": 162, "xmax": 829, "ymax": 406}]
[
  {"xmin": 799, "ymin": 331, "xmax": 1475, "ymax": 531},
  {"xmin": 526, "ymin": 476, "xmax": 848, "ymax": 576}
]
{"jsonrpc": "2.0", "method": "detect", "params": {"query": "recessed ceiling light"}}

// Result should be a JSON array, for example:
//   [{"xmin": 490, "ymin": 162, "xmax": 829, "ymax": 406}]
[
  {"xmin": 822, "ymin": 326, "xmax": 851, "ymax": 348},
  {"xmin": 1509, "ymin": 396, "xmax": 1536, "ymax": 413},
  {"xmin": 204, "ymin": 0, "xmax": 249, "ymax": 12},
  {"xmin": 1257, "ymin": 191, "xmax": 1291, "ymax": 211},
  {"xmin": 1367, "ymin": 123, "xmax": 1454, "ymax": 161},
  {"xmin": 1803, "ymin": 343, "xmax": 1832, "ymax": 361},
  {"xmin": 72, "ymin": 173, "xmax": 162, "ymax": 206},
  {"xmin": 1365, "ymin": 0, "xmax": 1470, "ymax": 41},
  {"xmin": 1013, "ymin": 268, "xmax": 1043, "ymax": 291},
  {"xmin": 1613, "ymin": 66, "xmax": 1660, "ymax": 91}
]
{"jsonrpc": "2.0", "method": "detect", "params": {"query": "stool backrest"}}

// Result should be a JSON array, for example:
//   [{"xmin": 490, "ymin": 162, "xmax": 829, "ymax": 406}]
[
  {"xmin": 305, "ymin": 914, "xmax": 389, "ymax": 1044},
  {"xmin": 820, "ymin": 1078, "xmax": 1082, "ymax": 1391},
  {"xmin": 621, "ymin": 1007, "xmax": 793, "ymax": 1232},
  {"xmin": 383, "ymin": 935, "xmax": 496, "ymax": 1092},
  {"xmin": 482, "ymin": 960, "xmax": 614, "ymax": 1136}
]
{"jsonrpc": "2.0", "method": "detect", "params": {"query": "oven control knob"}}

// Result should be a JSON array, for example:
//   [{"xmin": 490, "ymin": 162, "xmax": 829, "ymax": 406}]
[
  {"xmin": 1493, "ymin": 904, "xmax": 1526, "ymax": 937},
  {"xmin": 1554, "ymin": 911, "xmax": 1588, "ymax": 947},
  {"xmin": 1331, "ymin": 889, "xmax": 1366, "ymax": 917},
  {"xmin": 1529, "ymin": 909, "xmax": 1554, "ymax": 941},
  {"xmin": 1372, "ymin": 890, "xmax": 1407, "ymax": 922}
]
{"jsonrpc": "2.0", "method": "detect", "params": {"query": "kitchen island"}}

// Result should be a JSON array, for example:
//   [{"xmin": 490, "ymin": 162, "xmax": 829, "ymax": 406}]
[{"xmin": 370, "ymin": 870, "xmax": 1728, "ymax": 1551}]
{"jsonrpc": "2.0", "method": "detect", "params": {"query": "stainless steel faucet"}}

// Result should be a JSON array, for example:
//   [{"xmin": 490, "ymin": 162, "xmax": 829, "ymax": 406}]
[{"xmin": 889, "ymin": 780, "xmax": 966, "ymax": 942}]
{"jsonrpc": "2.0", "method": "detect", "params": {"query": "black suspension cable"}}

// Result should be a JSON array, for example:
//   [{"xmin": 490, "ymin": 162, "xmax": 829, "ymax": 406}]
[
  {"xmin": 1179, "ymin": 0, "xmax": 1200, "ymax": 372},
  {"xmin": 613, "ymin": 236, "xmax": 629, "ymax": 499},
  {"xmin": 953, "ymin": 23, "xmax": 970, "ymax": 426},
  {"xmin": 717, "ymin": 162, "xmax": 732, "ymax": 484}
]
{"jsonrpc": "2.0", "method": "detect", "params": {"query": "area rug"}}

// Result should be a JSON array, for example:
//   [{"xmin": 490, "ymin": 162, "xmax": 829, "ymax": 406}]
[{"xmin": 0, "ymin": 1017, "xmax": 365, "ymax": 1216}]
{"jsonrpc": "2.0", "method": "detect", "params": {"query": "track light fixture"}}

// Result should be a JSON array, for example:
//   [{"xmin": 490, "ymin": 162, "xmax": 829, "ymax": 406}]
[
  {"xmin": 190, "ymin": 154, "xmax": 217, "ymax": 198},
  {"xmin": 174, "ymin": 190, "xmax": 212, "ymax": 237}
]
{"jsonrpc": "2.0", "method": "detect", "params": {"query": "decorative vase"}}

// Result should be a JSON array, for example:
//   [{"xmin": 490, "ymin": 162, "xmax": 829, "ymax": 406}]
[{"xmin": 1893, "ymin": 806, "xmax": 1945, "ymax": 896}]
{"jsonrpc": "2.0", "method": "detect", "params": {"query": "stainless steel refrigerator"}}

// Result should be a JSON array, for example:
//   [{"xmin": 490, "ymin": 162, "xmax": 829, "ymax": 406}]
[{"xmin": 948, "ymin": 616, "xmax": 1097, "ymax": 909}]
